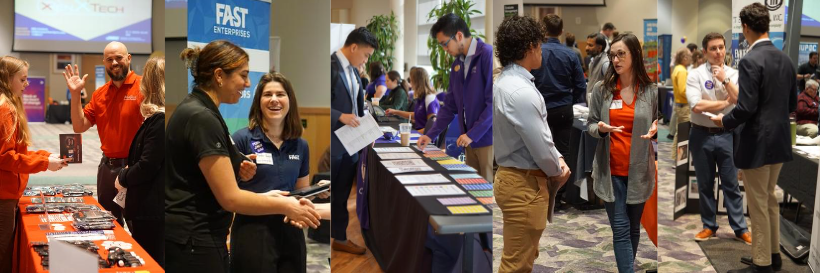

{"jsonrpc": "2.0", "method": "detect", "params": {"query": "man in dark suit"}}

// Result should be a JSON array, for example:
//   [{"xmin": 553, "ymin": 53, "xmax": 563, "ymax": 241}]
[
  {"xmin": 330, "ymin": 27, "xmax": 377, "ymax": 255},
  {"xmin": 711, "ymin": 3, "xmax": 797, "ymax": 273}
]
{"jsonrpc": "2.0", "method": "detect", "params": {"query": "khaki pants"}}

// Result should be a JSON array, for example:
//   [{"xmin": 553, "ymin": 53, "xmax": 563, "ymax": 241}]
[
  {"xmin": 672, "ymin": 103, "xmax": 691, "ymax": 160},
  {"xmin": 495, "ymin": 167, "xmax": 549, "ymax": 273},
  {"xmin": 465, "ymin": 145, "xmax": 494, "ymax": 182},
  {"xmin": 742, "ymin": 163, "xmax": 783, "ymax": 266}
]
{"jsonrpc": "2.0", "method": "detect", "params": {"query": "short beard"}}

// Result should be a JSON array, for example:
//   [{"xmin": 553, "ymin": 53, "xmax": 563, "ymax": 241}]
[{"xmin": 107, "ymin": 65, "xmax": 129, "ymax": 81}]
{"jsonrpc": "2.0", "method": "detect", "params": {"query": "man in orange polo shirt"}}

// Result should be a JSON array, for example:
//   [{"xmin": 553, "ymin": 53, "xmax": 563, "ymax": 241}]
[{"xmin": 63, "ymin": 41, "xmax": 144, "ymax": 225}]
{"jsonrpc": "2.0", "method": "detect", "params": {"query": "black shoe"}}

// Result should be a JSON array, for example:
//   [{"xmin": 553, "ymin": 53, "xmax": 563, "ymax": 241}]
[
  {"xmin": 727, "ymin": 264, "xmax": 774, "ymax": 273},
  {"xmin": 741, "ymin": 254, "xmax": 782, "ymax": 271},
  {"xmin": 666, "ymin": 134, "xmax": 674, "ymax": 140}
]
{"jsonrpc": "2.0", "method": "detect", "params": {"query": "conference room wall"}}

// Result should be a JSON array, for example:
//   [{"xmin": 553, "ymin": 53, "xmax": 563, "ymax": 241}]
[
  {"xmin": 490, "ymin": 0, "xmax": 657, "ymax": 69},
  {"xmin": 660, "ymin": 0, "xmax": 731, "ymax": 56},
  {"xmin": 271, "ymin": 0, "xmax": 331, "ymax": 179},
  {"xmin": 0, "ymin": 0, "xmax": 165, "ymax": 102},
  {"xmin": 561, "ymin": 0, "xmax": 658, "ymax": 44}
]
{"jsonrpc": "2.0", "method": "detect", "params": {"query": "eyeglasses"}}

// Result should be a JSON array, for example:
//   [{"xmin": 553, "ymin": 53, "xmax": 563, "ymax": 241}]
[
  {"xmin": 439, "ymin": 35, "xmax": 456, "ymax": 48},
  {"xmin": 608, "ymin": 50, "xmax": 628, "ymax": 61}
]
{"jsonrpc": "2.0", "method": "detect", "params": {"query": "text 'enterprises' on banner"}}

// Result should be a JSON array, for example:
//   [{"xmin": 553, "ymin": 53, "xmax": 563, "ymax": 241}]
[{"xmin": 188, "ymin": 0, "xmax": 270, "ymax": 133}]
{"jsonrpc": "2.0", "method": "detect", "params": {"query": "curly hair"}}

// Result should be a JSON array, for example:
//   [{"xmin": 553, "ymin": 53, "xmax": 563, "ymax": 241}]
[
  {"xmin": 495, "ymin": 15, "xmax": 543, "ymax": 67},
  {"xmin": 740, "ymin": 2, "xmax": 769, "ymax": 34}
]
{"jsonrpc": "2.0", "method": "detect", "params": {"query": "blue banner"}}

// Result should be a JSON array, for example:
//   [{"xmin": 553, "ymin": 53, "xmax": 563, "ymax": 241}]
[
  {"xmin": 188, "ymin": 0, "xmax": 270, "ymax": 133},
  {"xmin": 799, "ymin": 42, "xmax": 818, "ymax": 66},
  {"xmin": 644, "ymin": 19, "xmax": 659, "ymax": 82}
]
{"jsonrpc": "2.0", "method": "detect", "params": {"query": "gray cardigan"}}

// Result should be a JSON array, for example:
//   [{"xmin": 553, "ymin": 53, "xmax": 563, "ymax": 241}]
[{"xmin": 587, "ymin": 81, "xmax": 658, "ymax": 204}]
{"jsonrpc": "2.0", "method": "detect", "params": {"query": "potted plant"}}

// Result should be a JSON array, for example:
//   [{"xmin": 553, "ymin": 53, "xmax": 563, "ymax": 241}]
[
  {"xmin": 366, "ymin": 12, "xmax": 399, "ymax": 72},
  {"xmin": 426, "ymin": 0, "xmax": 483, "ymax": 91}
]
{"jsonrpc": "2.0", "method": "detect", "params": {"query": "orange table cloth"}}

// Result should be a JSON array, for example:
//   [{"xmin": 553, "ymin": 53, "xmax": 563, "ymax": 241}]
[{"xmin": 13, "ymin": 196, "xmax": 164, "ymax": 273}]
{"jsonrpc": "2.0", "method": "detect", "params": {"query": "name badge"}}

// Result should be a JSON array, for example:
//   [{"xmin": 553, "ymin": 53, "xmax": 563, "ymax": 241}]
[
  {"xmin": 610, "ymin": 100, "xmax": 623, "ymax": 110},
  {"xmin": 256, "ymin": 153, "xmax": 274, "ymax": 165}
]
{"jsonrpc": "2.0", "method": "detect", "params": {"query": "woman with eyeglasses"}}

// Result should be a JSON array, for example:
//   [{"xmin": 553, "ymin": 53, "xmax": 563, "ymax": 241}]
[{"xmin": 587, "ymin": 33, "xmax": 658, "ymax": 273}]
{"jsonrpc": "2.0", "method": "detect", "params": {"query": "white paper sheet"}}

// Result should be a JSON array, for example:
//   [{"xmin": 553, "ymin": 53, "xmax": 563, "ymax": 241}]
[
  {"xmin": 395, "ymin": 174, "xmax": 451, "ymax": 184},
  {"xmin": 381, "ymin": 159, "xmax": 429, "ymax": 168},
  {"xmin": 50, "ymin": 240, "xmax": 99, "ymax": 273},
  {"xmin": 387, "ymin": 166, "xmax": 435, "ymax": 174},
  {"xmin": 405, "ymin": 184, "xmax": 465, "ymax": 196},
  {"xmin": 379, "ymin": 153, "xmax": 422, "ymax": 160},
  {"xmin": 334, "ymin": 113, "xmax": 383, "ymax": 156},
  {"xmin": 794, "ymin": 146, "xmax": 820, "ymax": 158},
  {"xmin": 414, "ymin": 145, "xmax": 441, "ymax": 152},
  {"xmin": 113, "ymin": 189, "xmax": 126, "ymax": 208},
  {"xmin": 374, "ymin": 147, "xmax": 415, "ymax": 153}
]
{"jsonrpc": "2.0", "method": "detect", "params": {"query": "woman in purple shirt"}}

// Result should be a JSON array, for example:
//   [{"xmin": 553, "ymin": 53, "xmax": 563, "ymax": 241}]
[
  {"xmin": 365, "ymin": 61, "xmax": 387, "ymax": 100},
  {"xmin": 385, "ymin": 67, "xmax": 439, "ymax": 133}
]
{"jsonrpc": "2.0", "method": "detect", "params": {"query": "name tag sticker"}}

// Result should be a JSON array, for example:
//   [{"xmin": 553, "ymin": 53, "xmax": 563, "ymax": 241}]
[
  {"xmin": 256, "ymin": 153, "xmax": 274, "ymax": 165},
  {"xmin": 610, "ymin": 100, "xmax": 623, "ymax": 110}
]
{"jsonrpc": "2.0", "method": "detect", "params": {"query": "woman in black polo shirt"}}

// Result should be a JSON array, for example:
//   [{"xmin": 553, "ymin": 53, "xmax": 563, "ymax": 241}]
[
  {"xmin": 165, "ymin": 40, "xmax": 321, "ymax": 273},
  {"xmin": 230, "ymin": 72, "xmax": 325, "ymax": 272}
]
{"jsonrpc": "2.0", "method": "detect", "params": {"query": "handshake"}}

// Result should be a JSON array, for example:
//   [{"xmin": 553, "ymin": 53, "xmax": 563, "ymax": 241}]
[{"xmin": 260, "ymin": 190, "xmax": 323, "ymax": 229}]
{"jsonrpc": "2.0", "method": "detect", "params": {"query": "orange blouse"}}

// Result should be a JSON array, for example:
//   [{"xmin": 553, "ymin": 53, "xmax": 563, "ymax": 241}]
[
  {"xmin": 0, "ymin": 102, "xmax": 49, "ymax": 199},
  {"xmin": 609, "ymin": 81, "xmax": 635, "ymax": 177}
]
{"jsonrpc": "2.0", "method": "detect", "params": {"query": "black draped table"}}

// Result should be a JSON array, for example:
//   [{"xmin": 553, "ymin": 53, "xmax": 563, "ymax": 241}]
[
  {"xmin": 361, "ymin": 118, "xmax": 492, "ymax": 273},
  {"xmin": 562, "ymin": 118, "xmax": 602, "ymax": 208},
  {"xmin": 777, "ymin": 148, "xmax": 819, "ymax": 209}
]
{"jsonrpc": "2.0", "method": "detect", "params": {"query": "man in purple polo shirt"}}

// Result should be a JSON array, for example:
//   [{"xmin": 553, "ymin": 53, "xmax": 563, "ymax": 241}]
[{"xmin": 417, "ymin": 13, "xmax": 494, "ymax": 182}]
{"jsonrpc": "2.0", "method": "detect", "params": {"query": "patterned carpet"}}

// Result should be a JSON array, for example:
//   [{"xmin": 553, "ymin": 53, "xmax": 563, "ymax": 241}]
[
  {"xmin": 491, "ymin": 145, "xmax": 659, "ymax": 271},
  {"xmin": 657, "ymin": 123, "xmax": 719, "ymax": 272}
]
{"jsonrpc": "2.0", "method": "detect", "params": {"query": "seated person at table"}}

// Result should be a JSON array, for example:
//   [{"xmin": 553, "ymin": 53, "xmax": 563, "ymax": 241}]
[
  {"xmin": 385, "ymin": 67, "xmax": 439, "ymax": 134},
  {"xmin": 377, "ymin": 71, "xmax": 408, "ymax": 112},
  {"xmin": 365, "ymin": 61, "xmax": 387, "ymax": 101},
  {"xmin": 230, "ymin": 72, "xmax": 329, "ymax": 273},
  {"xmin": 796, "ymin": 79, "xmax": 819, "ymax": 137},
  {"xmin": 0, "ymin": 56, "xmax": 67, "ymax": 273}
]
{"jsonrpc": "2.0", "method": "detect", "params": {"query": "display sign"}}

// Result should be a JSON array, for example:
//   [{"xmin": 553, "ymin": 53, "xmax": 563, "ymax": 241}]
[
  {"xmin": 188, "ymin": 0, "xmax": 270, "ymax": 133},
  {"xmin": 731, "ymin": 0, "xmax": 786, "ymax": 67},
  {"xmin": 23, "ymin": 76, "xmax": 45, "ymax": 122}
]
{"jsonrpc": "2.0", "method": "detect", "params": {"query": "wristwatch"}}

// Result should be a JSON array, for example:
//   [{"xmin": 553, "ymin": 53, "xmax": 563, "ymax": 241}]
[{"xmin": 722, "ymin": 78, "xmax": 730, "ymax": 85}]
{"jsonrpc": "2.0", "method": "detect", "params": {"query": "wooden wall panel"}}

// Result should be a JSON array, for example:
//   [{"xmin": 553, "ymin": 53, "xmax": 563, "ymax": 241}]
[{"xmin": 299, "ymin": 107, "xmax": 331, "ymax": 180}]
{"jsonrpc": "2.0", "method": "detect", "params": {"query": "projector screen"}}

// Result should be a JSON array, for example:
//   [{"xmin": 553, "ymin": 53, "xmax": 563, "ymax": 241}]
[
  {"xmin": 799, "ymin": 1, "xmax": 820, "ymax": 37},
  {"xmin": 13, "ymin": 0, "xmax": 152, "ymax": 54}
]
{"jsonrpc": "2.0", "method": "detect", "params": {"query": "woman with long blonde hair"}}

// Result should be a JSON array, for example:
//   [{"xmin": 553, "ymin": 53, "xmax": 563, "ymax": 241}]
[
  {"xmin": 114, "ymin": 56, "xmax": 166, "ymax": 267},
  {"xmin": 0, "ymin": 56, "xmax": 67, "ymax": 273},
  {"xmin": 384, "ymin": 67, "xmax": 440, "ymax": 134}
]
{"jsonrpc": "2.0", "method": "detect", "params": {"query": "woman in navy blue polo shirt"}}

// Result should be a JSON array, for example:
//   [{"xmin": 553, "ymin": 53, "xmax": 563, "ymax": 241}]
[{"xmin": 230, "ymin": 72, "xmax": 315, "ymax": 273}]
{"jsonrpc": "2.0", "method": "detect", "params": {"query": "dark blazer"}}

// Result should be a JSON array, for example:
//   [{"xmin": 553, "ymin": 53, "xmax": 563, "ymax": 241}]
[
  {"xmin": 330, "ymin": 52, "xmax": 365, "ymax": 157},
  {"xmin": 723, "ymin": 40, "xmax": 798, "ymax": 169},
  {"xmin": 117, "ymin": 112, "xmax": 164, "ymax": 220}
]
